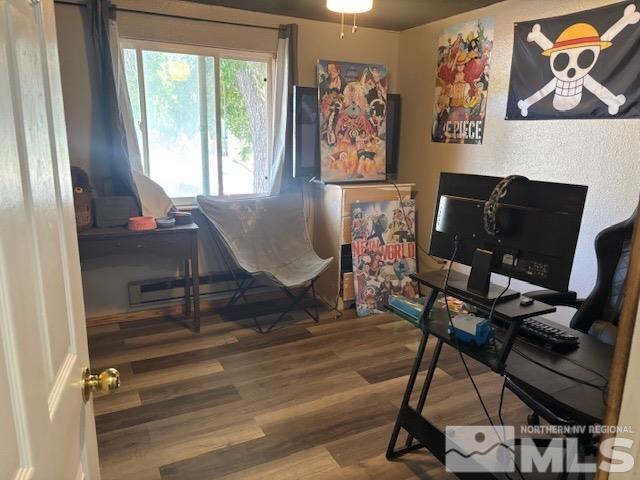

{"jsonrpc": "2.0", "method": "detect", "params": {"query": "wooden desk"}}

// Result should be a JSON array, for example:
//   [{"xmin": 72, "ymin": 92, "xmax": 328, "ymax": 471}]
[{"xmin": 78, "ymin": 224, "xmax": 200, "ymax": 332}]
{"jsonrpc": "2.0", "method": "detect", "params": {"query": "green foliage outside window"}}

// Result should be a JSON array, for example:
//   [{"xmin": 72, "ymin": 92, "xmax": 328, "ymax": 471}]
[{"xmin": 123, "ymin": 47, "xmax": 269, "ymax": 195}]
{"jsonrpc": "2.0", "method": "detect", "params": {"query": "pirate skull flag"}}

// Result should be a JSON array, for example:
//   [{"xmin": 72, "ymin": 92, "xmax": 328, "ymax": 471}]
[{"xmin": 506, "ymin": 1, "xmax": 640, "ymax": 120}]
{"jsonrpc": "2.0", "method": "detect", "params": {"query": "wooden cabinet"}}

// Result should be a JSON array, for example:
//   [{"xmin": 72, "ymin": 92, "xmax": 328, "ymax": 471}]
[{"xmin": 307, "ymin": 181, "xmax": 414, "ymax": 310}]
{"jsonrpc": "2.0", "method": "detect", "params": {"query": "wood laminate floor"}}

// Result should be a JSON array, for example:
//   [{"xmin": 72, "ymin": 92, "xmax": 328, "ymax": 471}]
[{"xmin": 88, "ymin": 300, "xmax": 530, "ymax": 479}]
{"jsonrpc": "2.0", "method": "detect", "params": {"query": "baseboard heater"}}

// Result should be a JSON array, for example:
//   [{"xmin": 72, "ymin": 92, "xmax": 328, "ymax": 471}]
[{"xmin": 128, "ymin": 271, "xmax": 273, "ymax": 307}]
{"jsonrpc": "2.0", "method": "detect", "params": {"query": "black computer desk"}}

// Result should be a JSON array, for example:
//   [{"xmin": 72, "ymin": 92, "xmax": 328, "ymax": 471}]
[{"xmin": 385, "ymin": 270, "xmax": 612, "ymax": 479}]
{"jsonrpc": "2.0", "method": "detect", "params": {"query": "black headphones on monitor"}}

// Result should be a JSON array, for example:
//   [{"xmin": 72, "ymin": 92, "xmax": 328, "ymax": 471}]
[{"xmin": 483, "ymin": 175, "xmax": 529, "ymax": 236}]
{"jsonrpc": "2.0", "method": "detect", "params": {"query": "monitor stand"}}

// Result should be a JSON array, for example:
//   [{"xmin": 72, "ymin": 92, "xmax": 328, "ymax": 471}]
[{"xmin": 448, "ymin": 248, "xmax": 520, "ymax": 304}]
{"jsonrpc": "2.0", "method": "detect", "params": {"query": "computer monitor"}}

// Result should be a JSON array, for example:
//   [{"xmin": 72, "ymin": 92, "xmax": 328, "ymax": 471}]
[
  {"xmin": 429, "ymin": 173, "xmax": 588, "ymax": 302},
  {"xmin": 292, "ymin": 86, "xmax": 401, "ymax": 179}
]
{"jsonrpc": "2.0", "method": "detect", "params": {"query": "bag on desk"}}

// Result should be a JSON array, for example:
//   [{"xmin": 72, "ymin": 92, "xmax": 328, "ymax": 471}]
[{"xmin": 94, "ymin": 196, "xmax": 140, "ymax": 228}]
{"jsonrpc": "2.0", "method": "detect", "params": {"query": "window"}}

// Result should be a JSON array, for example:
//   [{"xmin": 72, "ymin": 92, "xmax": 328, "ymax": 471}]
[{"xmin": 122, "ymin": 40, "xmax": 272, "ymax": 201}]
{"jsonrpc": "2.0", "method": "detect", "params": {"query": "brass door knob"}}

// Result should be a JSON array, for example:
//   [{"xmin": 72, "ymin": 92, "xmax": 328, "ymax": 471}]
[{"xmin": 82, "ymin": 367, "xmax": 120, "ymax": 402}]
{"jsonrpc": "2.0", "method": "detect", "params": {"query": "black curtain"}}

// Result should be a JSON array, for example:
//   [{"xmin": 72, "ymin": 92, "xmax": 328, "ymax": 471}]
[
  {"xmin": 280, "ymin": 23, "xmax": 298, "ymax": 192},
  {"xmin": 86, "ymin": 0, "xmax": 140, "ymax": 207}
]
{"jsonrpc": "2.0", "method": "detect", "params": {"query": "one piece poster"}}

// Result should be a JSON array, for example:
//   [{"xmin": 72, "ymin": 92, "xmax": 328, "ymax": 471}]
[
  {"xmin": 351, "ymin": 200, "xmax": 418, "ymax": 316},
  {"xmin": 431, "ymin": 17, "xmax": 495, "ymax": 144},
  {"xmin": 506, "ymin": 1, "xmax": 640, "ymax": 120},
  {"xmin": 318, "ymin": 60, "xmax": 388, "ymax": 183}
]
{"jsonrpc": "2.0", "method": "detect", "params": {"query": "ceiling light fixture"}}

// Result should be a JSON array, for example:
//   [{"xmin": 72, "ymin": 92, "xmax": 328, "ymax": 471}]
[{"xmin": 327, "ymin": 0, "xmax": 373, "ymax": 39}]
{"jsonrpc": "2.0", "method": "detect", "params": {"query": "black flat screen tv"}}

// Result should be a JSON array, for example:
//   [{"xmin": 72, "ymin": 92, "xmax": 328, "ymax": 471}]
[{"xmin": 292, "ymin": 86, "xmax": 401, "ymax": 179}]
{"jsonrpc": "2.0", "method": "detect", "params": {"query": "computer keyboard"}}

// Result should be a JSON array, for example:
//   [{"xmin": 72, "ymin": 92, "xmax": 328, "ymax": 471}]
[
  {"xmin": 494, "ymin": 317, "xmax": 580, "ymax": 352},
  {"xmin": 517, "ymin": 318, "xmax": 580, "ymax": 351}
]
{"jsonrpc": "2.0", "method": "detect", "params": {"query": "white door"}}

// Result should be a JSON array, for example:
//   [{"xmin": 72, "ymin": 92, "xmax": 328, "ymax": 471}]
[{"xmin": 0, "ymin": 0, "xmax": 102, "ymax": 478}]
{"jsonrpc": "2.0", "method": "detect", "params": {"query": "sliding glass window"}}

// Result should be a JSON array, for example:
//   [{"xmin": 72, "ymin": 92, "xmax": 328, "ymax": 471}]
[{"xmin": 122, "ymin": 40, "xmax": 272, "ymax": 202}]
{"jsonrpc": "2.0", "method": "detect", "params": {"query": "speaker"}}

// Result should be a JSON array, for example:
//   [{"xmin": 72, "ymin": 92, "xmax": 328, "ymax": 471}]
[
  {"xmin": 386, "ymin": 93, "xmax": 401, "ymax": 180},
  {"xmin": 292, "ymin": 88, "xmax": 401, "ymax": 180}
]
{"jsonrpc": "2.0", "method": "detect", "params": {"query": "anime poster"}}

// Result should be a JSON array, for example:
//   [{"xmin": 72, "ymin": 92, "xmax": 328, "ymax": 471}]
[
  {"xmin": 351, "ymin": 200, "xmax": 418, "ymax": 317},
  {"xmin": 506, "ymin": 2, "xmax": 640, "ymax": 119},
  {"xmin": 318, "ymin": 60, "xmax": 388, "ymax": 183},
  {"xmin": 431, "ymin": 17, "xmax": 495, "ymax": 144}
]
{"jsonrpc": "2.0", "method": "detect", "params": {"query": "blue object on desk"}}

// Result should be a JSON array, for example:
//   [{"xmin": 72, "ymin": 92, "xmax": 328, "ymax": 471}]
[
  {"xmin": 388, "ymin": 295, "xmax": 426, "ymax": 322},
  {"xmin": 448, "ymin": 313, "xmax": 493, "ymax": 346}
]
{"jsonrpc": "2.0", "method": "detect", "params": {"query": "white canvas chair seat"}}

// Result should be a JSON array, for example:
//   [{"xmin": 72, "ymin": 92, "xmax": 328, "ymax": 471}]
[
  {"xmin": 197, "ymin": 193, "xmax": 332, "ymax": 333},
  {"xmin": 197, "ymin": 194, "xmax": 332, "ymax": 288}
]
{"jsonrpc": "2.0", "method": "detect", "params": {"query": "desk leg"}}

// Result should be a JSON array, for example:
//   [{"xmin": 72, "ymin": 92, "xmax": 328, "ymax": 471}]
[
  {"xmin": 184, "ymin": 258, "xmax": 192, "ymax": 317},
  {"xmin": 405, "ymin": 337, "xmax": 444, "ymax": 448},
  {"xmin": 191, "ymin": 235, "xmax": 200, "ymax": 333},
  {"xmin": 386, "ymin": 331, "xmax": 429, "ymax": 460}
]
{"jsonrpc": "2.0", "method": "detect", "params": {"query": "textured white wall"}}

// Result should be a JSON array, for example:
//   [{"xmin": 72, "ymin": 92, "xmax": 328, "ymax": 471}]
[{"xmin": 398, "ymin": 0, "xmax": 640, "ymax": 295}]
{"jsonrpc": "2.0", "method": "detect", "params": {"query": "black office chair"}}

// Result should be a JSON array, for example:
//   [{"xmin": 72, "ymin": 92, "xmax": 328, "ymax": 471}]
[
  {"xmin": 525, "ymin": 208, "xmax": 636, "ymax": 346},
  {"xmin": 504, "ymin": 208, "xmax": 636, "ymax": 475}
]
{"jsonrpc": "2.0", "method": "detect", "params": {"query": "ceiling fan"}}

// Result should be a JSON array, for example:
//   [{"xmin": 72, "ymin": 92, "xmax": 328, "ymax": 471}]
[{"xmin": 326, "ymin": 0, "xmax": 373, "ymax": 38}]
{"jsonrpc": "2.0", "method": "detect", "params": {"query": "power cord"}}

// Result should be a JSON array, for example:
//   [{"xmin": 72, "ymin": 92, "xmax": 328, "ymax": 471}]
[
  {"xmin": 498, "ymin": 376, "xmax": 529, "ymax": 480},
  {"xmin": 490, "ymin": 261, "xmax": 527, "ymax": 479},
  {"xmin": 480, "ymin": 254, "xmax": 607, "ymax": 393},
  {"xmin": 488, "ymin": 262, "xmax": 515, "ymax": 324},
  {"xmin": 390, "ymin": 181, "xmax": 447, "ymax": 268},
  {"xmin": 443, "ymin": 238, "xmax": 497, "ymax": 428},
  {"xmin": 487, "ymin": 257, "xmax": 607, "ymax": 456},
  {"xmin": 444, "ymin": 238, "xmax": 525, "ymax": 480},
  {"xmin": 331, "ymin": 295, "xmax": 344, "ymax": 319},
  {"xmin": 488, "ymin": 270, "xmax": 608, "ymax": 480},
  {"xmin": 485, "ymin": 256, "xmax": 517, "ymax": 353},
  {"xmin": 498, "ymin": 376, "xmax": 508, "ymax": 427},
  {"xmin": 484, "ymin": 260, "xmax": 609, "ymax": 398}
]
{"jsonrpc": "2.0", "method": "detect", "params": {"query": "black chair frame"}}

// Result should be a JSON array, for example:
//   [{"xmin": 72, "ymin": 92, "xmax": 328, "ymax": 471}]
[{"xmin": 209, "ymin": 222, "xmax": 321, "ymax": 334}]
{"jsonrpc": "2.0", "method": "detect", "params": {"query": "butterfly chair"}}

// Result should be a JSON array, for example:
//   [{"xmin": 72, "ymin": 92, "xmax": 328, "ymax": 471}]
[{"xmin": 197, "ymin": 194, "xmax": 333, "ymax": 334}]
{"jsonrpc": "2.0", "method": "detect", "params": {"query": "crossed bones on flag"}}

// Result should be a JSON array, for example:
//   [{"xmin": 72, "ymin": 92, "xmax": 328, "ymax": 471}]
[{"xmin": 517, "ymin": 4, "xmax": 640, "ymax": 117}]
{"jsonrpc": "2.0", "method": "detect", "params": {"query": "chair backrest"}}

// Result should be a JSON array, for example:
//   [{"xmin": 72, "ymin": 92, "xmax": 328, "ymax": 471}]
[
  {"xmin": 197, "ymin": 193, "xmax": 332, "ymax": 287},
  {"xmin": 571, "ymin": 208, "xmax": 636, "ymax": 334}
]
